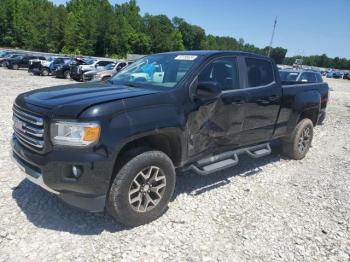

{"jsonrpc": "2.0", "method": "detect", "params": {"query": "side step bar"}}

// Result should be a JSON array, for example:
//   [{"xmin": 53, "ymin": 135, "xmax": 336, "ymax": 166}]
[{"xmin": 188, "ymin": 143, "xmax": 271, "ymax": 176}]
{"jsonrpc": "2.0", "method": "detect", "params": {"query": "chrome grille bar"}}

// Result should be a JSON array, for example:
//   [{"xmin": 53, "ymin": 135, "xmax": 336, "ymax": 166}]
[
  {"xmin": 13, "ymin": 106, "xmax": 44, "ymax": 126},
  {"xmin": 12, "ymin": 105, "xmax": 45, "ymax": 150}
]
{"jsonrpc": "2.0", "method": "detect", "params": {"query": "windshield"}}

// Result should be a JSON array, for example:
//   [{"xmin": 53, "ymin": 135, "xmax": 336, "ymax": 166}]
[
  {"xmin": 111, "ymin": 53, "xmax": 199, "ymax": 89},
  {"xmin": 10, "ymin": 54, "xmax": 22, "ymax": 59},
  {"xmin": 279, "ymin": 71, "xmax": 300, "ymax": 81},
  {"xmin": 105, "ymin": 63, "xmax": 116, "ymax": 70},
  {"xmin": 0, "ymin": 51, "xmax": 8, "ymax": 57},
  {"xmin": 84, "ymin": 59, "xmax": 95, "ymax": 65}
]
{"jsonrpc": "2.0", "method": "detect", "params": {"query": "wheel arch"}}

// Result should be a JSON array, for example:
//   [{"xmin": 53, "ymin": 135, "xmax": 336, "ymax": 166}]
[
  {"xmin": 109, "ymin": 130, "xmax": 185, "ymax": 187},
  {"xmin": 285, "ymin": 90, "xmax": 321, "ymax": 135}
]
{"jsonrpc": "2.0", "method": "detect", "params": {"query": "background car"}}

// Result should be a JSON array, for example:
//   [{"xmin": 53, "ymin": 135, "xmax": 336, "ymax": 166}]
[
  {"xmin": 6, "ymin": 54, "xmax": 46, "ymax": 70},
  {"xmin": 342, "ymin": 72, "xmax": 350, "ymax": 80},
  {"xmin": 0, "ymin": 53, "xmax": 22, "ymax": 67},
  {"xmin": 82, "ymin": 61, "xmax": 130, "ymax": 81},
  {"xmin": 70, "ymin": 59, "xmax": 115, "ymax": 81},
  {"xmin": 51, "ymin": 57, "xmax": 74, "ymax": 79},
  {"xmin": 326, "ymin": 71, "xmax": 342, "ymax": 78},
  {"xmin": 279, "ymin": 69, "xmax": 323, "ymax": 83}
]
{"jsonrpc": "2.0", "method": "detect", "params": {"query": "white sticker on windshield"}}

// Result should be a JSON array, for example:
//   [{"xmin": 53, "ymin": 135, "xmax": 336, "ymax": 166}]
[{"xmin": 175, "ymin": 55, "xmax": 197, "ymax": 61}]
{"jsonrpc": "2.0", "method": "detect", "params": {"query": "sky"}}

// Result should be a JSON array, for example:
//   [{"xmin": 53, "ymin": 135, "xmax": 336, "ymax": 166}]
[{"xmin": 52, "ymin": 0, "xmax": 350, "ymax": 58}]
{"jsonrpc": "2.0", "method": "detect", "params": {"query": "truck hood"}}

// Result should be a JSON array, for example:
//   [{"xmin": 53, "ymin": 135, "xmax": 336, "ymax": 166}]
[{"xmin": 18, "ymin": 81, "xmax": 160, "ymax": 117}]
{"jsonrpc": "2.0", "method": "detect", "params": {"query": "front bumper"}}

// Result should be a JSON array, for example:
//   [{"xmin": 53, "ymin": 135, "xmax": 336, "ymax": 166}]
[
  {"xmin": 10, "ymin": 136, "xmax": 112, "ymax": 212},
  {"xmin": 83, "ymin": 74, "xmax": 94, "ymax": 82}
]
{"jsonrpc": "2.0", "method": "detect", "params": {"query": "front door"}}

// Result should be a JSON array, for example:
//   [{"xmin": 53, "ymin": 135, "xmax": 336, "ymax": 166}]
[{"xmin": 187, "ymin": 56, "xmax": 247, "ymax": 157}]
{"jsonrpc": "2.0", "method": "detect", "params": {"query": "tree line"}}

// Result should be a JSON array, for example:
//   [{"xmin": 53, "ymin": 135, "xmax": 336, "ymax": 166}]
[{"xmin": 0, "ymin": 0, "xmax": 349, "ymax": 69}]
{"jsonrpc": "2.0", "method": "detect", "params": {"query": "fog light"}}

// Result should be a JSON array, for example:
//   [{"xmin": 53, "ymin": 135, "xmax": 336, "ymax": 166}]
[{"xmin": 72, "ymin": 165, "xmax": 82, "ymax": 178}]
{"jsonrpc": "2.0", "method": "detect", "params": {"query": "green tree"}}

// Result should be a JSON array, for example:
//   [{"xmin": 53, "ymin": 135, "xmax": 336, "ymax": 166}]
[
  {"xmin": 269, "ymin": 47, "xmax": 288, "ymax": 64},
  {"xmin": 173, "ymin": 17, "xmax": 206, "ymax": 50},
  {"xmin": 144, "ymin": 14, "xmax": 177, "ymax": 53}
]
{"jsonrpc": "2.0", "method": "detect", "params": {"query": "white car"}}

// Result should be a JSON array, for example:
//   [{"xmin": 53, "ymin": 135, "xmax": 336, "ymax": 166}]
[{"xmin": 78, "ymin": 59, "xmax": 115, "ymax": 74}]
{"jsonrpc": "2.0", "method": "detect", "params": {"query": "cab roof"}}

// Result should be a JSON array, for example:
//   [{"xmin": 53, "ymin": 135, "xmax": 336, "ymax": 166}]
[{"xmin": 157, "ymin": 50, "xmax": 272, "ymax": 60}]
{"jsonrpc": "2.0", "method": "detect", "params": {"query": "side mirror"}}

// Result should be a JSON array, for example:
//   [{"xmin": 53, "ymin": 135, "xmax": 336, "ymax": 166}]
[{"xmin": 195, "ymin": 81, "xmax": 222, "ymax": 100}]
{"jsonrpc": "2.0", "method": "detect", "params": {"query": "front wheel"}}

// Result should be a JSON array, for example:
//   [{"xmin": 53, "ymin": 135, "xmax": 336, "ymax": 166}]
[
  {"xmin": 107, "ymin": 150, "xmax": 176, "ymax": 227},
  {"xmin": 41, "ymin": 68, "xmax": 49, "ymax": 76},
  {"xmin": 282, "ymin": 118, "xmax": 314, "ymax": 160},
  {"xmin": 63, "ymin": 70, "xmax": 70, "ymax": 79}
]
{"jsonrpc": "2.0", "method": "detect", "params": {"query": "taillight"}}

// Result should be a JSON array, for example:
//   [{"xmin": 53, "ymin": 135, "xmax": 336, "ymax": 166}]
[{"xmin": 321, "ymin": 92, "xmax": 328, "ymax": 105}]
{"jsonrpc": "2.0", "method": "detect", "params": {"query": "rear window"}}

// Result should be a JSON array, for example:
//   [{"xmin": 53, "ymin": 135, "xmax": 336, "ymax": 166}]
[
  {"xmin": 280, "ymin": 71, "xmax": 300, "ymax": 81},
  {"xmin": 316, "ymin": 73, "xmax": 323, "ymax": 83},
  {"xmin": 246, "ymin": 58, "xmax": 274, "ymax": 87},
  {"xmin": 300, "ymin": 72, "xmax": 317, "ymax": 83}
]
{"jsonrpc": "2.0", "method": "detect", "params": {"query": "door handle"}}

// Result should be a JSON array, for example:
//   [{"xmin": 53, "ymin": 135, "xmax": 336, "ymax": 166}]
[
  {"xmin": 268, "ymin": 95, "xmax": 279, "ymax": 102},
  {"xmin": 231, "ymin": 99, "xmax": 245, "ymax": 105}
]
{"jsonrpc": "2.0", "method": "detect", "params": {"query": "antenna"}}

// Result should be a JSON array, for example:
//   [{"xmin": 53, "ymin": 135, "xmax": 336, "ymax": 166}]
[{"xmin": 267, "ymin": 16, "xmax": 278, "ymax": 57}]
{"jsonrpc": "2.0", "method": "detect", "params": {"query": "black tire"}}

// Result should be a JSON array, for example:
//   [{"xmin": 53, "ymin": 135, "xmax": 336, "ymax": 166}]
[
  {"xmin": 12, "ymin": 64, "xmax": 19, "ymax": 70},
  {"xmin": 41, "ymin": 68, "xmax": 49, "ymax": 76},
  {"xmin": 282, "ymin": 118, "xmax": 314, "ymax": 160},
  {"xmin": 107, "ymin": 150, "xmax": 176, "ymax": 227},
  {"xmin": 63, "ymin": 70, "xmax": 70, "ymax": 79}
]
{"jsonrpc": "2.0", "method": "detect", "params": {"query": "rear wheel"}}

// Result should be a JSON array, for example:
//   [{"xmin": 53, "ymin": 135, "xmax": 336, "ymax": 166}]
[
  {"xmin": 282, "ymin": 118, "xmax": 314, "ymax": 160},
  {"xmin": 107, "ymin": 150, "xmax": 176, "ymax": 227}
]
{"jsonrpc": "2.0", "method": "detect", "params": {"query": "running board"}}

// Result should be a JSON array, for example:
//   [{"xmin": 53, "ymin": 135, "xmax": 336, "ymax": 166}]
[{"xmin": 188, "ymin": 143, "xmax": 271, "ymax": 176}]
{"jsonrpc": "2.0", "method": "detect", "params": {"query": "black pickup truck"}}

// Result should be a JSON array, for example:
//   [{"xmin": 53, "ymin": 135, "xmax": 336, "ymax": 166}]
[
  {"xmin": 7, "ymin": 55, "xmax": 46, "ymax": 70},
  {"xmin": 11, "ymin": 51, "xmax": 329, "ymax": 226}
]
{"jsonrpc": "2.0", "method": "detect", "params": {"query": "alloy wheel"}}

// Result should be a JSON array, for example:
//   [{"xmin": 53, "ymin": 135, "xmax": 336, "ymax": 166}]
[
  {"xmin": 128, "ymin": 166, "xmax": 166, "ymax": 213},
  {"xmin": 298, "ymin": 127, "xmax": 311, "ymax": 154}
]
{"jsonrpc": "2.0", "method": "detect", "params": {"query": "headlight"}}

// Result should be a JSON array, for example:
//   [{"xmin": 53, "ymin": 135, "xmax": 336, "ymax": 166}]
[{"xmin": 50, "ymin": 122, "xmax": 100, "ymax": 146}]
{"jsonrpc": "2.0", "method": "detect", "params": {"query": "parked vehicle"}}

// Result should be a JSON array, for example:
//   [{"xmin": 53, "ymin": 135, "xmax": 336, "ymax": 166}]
[
  {"xmin": 11, "ymin": 51, "xmax": 329, "ymax": 226},
  {"xmin": 28, "ymin": 57, "xmax": 53, "ymax": 75},
  {"xmin": 0, "ymin": 53, "xmax": 21, "ymax": 67},
  {"xmin": 0, "ymin": 50, "xmax": 15, "ymax": 59},
  {"xmin": 70, "ymin": 59, "xmax": 115, "ymax": 81},
  {"xmin": 6, "ymin": 54, "xmax": 46, "ymax": 70},
  {"xmin": 326, "ymin": 71, "xmax": 342, "ymax": 79},
  {"xmin": 342, "ymin": 72, "xmax": 350, "ymax": 80},
  {"xmin": 279, "ymin": 69, "xmax": 323, "ymax": 83},
  {"xmin": 82, "ymin": 61, "xmax": 130, "ymax": 81},
  {"xmin": 51, "ymin": 57, "xmax": 74, "ymax": 79}
]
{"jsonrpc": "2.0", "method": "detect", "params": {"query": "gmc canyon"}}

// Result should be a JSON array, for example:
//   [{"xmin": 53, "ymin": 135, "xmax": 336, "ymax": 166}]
[{"xmin": 11, "ymin": 51, "xmax": 329, "ymax": 226}]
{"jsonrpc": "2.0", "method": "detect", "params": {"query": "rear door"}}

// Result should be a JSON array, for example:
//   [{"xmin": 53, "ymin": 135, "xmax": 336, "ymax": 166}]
[{"xmin": 239, "ymin": 57, "xmax": 282, "ymax": 145}]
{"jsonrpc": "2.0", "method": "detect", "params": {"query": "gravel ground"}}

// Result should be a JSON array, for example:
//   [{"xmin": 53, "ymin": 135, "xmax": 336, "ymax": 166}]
[{"xmin": 0, "ymin": 68, "xmax": 349, "ymax": 261}]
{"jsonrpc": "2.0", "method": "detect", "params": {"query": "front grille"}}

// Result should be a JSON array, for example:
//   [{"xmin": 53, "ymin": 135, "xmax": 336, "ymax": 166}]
[{"xmin": 13, "ymin": 105, "xmax": 45, "ymax": 151}]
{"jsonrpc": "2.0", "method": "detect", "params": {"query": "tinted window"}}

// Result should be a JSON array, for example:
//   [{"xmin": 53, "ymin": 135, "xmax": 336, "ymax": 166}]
[
  {"xmin": 246, "ymin": 58, "xmax": 274, "ymax": 87},
  {"xmin": 279, "ymin": 71, "xmax": 299, "ymax": 81},
  {"xmin": 198, "ymin": 57, "xmax": 239, "ymax": 90},
  {"xmin": 300, "ymin": 72, "xmax": 317, "ymax": 82},
  {"xmin": 316, "ymin": 73, "xmax": 323, "ymax": 82},
  {"xmin": 97, "ymin": 61, "xmax": 112, "ymax": 66}
]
